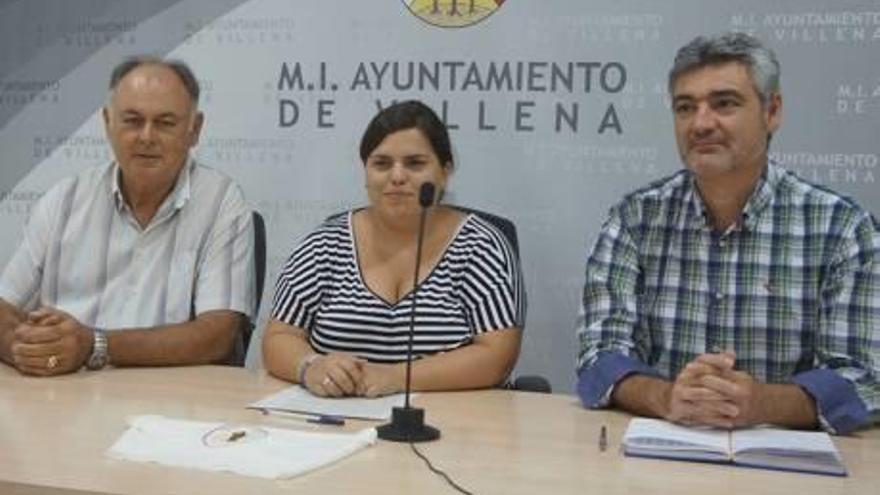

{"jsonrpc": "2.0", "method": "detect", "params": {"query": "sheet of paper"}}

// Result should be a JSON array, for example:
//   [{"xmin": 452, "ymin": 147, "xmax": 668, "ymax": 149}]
[{"xmin": 248, "ymin": 385, "xmax": 408, "ymax": 420}]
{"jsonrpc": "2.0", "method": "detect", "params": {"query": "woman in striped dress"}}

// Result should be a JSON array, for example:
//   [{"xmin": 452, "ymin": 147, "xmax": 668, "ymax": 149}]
[{"xmin": 262, "ymin": 100, "xmax": 525, "ymax": 398}]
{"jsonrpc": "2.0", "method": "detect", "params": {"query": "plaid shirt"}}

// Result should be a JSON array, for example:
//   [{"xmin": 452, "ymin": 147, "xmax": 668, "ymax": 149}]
[{"xmin": 576, "ymin": 162, "xmax": 879, "ymax": 434}]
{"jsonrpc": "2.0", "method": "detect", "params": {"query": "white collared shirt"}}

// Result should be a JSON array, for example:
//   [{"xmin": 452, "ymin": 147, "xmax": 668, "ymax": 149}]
[{"xmin": 0, "ymin": 160, "xmax": 255, "ymax": 329}]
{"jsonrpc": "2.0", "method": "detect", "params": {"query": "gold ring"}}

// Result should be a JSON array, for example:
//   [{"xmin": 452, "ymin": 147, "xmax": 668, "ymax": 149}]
[{"xmin": 47, "ymin": 355, "xmax": 59, "ymax": 370}]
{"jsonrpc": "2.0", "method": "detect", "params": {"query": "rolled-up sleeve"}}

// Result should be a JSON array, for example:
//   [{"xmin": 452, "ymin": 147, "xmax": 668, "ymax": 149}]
[
  {"xmin": 576, "ymin": 207, "xmax": 657, "ymax": 407},
  {"xmin": 799, "ymin": 217, "xmax": 879, "ymax": 434},
  {"xmin": 793, "ymin": 369, "xmax": 869, "ymax": 435},
  {"xmin": 577, "ymin": 351, "xmax": 662, "ymax": 408}
]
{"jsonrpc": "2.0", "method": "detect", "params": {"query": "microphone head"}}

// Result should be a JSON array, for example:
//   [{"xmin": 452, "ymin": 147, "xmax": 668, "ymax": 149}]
[{"xmin": 418, "ymin": 182, "xmax": 436, "ymax": 208}]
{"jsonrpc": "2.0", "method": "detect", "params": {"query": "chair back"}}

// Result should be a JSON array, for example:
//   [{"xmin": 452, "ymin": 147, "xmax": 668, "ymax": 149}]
[
  {"xmin": 252, "ymin": 210, "xmax": 268, "ymax": 316},
  {"xmin": 449, "ymin": 205, "xmax": 519, "ymax": 255},
  {"xmin": 232, "ymin": 210, "xmax": 267, "ymax": 366}
]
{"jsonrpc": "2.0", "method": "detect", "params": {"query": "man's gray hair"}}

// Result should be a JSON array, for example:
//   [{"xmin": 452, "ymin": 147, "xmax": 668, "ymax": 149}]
[
  {"xmin": 109, "ymin": 56, "xmax": 200, "ymax": 104},
  {"xmin": 668, "ymin": 32, "xmax": 780, "ymax": 104}
]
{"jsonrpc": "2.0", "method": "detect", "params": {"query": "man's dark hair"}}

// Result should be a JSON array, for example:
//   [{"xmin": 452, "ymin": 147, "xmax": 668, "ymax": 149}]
[{"xmin": 669, "ymin": 32, "xmax": 780, "ymax": 105}]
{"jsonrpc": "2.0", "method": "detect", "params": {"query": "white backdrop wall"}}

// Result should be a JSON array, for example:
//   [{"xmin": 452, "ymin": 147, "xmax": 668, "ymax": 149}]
[{"xmin": 1, "ymin": 0, "xmax": 878, "ymax": 393}]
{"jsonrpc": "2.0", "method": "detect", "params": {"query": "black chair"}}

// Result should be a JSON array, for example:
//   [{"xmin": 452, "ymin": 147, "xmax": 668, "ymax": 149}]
[
  {"xmin": 326, "ymin": 207, "xmax": 551, "ymax": 393},
  {"xmin": 450, "ymin": 205, "xmax": 519, "ymax": 254},
  {"xmin": 231, "ymin": 210, "xmax": 267, "ymax": 366}
]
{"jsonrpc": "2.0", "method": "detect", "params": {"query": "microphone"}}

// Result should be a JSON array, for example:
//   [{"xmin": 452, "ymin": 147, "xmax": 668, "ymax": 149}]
[
  {"xmin": 377, "ymin": 182, "xmax": 440, "ymax": 443},
  {"xmin": 418, "ymin": 181, "xmax": 435, "ymax": 208}
]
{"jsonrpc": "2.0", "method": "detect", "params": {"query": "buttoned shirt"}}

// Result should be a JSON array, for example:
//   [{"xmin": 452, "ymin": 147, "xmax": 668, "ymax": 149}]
[
  {"xmin": 576, "ymin": 162, "xmax": 879, "ymax": 434},
  {"xmin": 0, "ymin": 160, "xmax": 255, "ymax": 330}
]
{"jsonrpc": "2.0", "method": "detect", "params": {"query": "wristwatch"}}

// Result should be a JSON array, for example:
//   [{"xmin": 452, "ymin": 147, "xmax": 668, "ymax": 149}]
[{"xmin": 86, "ymin": 328, "xmax": 109, "ymax": 370}]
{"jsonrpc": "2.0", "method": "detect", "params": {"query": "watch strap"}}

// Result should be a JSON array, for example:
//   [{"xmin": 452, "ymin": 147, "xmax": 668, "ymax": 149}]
[{"xmin": 86, "ymin": 327, "xmax": 109, "ymax": 370}]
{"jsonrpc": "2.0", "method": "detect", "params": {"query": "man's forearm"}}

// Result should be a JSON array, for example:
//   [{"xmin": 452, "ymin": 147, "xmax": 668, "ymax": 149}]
[
  {"xmin": 611, "ymin": 373, "xmax": 673, "ymax": 418},
  {"xmin": 753, "ymin": 383, "xmax": 818, "ymax": 429},
  {"xmin": 106, "ymin": 310, "xmax": 244, "ymax": 366}
]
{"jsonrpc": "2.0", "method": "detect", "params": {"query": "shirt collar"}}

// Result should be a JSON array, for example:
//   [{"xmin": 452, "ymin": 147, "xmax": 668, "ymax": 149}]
[
  {"xmin": 110, "ymin": 158, "xmax": 194, "ymax": 213},
  {"xmin": 739, "ymin": 160, "xmax": 779, "ymax": 231},
  {"xmin": 683, "ymin": 160, "xmax": 780, "ymax": 232},
  {"xmin": 683, "ymin": 178, "xmax": 708, "ymax": 227}
]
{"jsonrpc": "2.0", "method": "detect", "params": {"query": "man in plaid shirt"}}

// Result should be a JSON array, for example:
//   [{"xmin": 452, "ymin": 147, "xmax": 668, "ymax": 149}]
[{"xmin": 576, "ymin": 32, "xmax": 878, "ymax": 434}]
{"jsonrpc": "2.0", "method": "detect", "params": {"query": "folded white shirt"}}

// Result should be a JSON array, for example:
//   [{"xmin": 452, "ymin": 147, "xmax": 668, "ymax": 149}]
[{"xmin": 107, "ymin": 415, "xmax": 377, "ymax": 479}]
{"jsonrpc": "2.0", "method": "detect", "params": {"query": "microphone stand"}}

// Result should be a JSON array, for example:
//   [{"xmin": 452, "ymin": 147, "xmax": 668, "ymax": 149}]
[{"xmin": 377, "ymin": 182, "xmax": 441, "ymax": 443}]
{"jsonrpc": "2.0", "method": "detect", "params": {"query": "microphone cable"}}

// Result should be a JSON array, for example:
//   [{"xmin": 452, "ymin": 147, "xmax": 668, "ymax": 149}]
[
  {"xmin": 402, "ymin": 181, "xmax": 473, "ymax": 493},
  {"xmin": 410, "ymin": 442, "xmax": 474, "ymax": 495}
]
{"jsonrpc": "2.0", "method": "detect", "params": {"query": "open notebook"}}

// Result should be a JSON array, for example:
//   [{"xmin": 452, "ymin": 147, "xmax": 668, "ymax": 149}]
[{"xmin": 622, "ymin": 418, "xmax": 847, "ymax": 477}]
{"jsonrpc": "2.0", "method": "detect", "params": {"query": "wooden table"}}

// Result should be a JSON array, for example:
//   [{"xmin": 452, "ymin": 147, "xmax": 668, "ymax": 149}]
[{"xmin": 0, "ymin": 365, "xmax": 876, "ymax": 495}]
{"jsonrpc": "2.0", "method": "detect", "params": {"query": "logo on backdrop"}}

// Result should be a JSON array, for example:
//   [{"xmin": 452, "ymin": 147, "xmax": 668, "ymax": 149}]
[
  {"xmin": 770, "ymin": 151, "xmax": 876, "ymax": 184},
  {"xmin": 403, "ymin": 0, "xmax": 505, "ymax": 28},
  {"xmin": 729, "ymin": 11, "xmax": 880, "ymax": 45},
  {"xmin": 835, "ymin": 79, "xmax": 880, "ymax": 116}
]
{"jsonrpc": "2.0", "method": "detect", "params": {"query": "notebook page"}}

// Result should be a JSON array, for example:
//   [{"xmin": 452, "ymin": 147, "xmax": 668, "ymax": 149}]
[
  {"xmin": 732, "ymin": 428, "xmax": 838, "ymax": 455},
  {"xmin": 731, "ymin": 428, "xmax": 845, "ymax": 475},
  {"xmin": 624, "ymin": 418, "xmax": 730, "ymax": 454}
]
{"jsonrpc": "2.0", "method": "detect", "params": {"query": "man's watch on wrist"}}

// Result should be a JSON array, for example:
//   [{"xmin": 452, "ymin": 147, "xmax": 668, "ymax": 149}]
[{"xmin": 85, "ymin": 328, "xmax": 109, "ymax": 370}]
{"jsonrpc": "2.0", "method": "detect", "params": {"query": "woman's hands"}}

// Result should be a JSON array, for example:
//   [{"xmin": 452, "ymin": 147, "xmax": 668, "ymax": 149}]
[
  {"xmin": 264, "ymin": 319, "xmax": 523, "ymax": 398},
  {"xmin": 359, "ymin": 362, "xmax": 405, "ymax": 398},
  {"xmin": 302, "ymin": 353, "xmax": 364, "ymax": 397},
  {"xmin": 302, "ymin": 353, "xmax": 404, "ymax": 398}
]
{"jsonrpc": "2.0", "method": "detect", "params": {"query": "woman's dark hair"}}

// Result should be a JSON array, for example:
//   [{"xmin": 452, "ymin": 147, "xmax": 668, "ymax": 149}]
[{"xmin": 359, "ymin": 100, "xmax": 453, "ymax": 168}]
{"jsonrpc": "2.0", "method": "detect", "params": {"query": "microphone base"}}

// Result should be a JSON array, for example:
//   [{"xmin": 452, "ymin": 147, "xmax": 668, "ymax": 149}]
[{"xmin": 377, "ymin": 406, "xmax": 440, "ymax": 443}]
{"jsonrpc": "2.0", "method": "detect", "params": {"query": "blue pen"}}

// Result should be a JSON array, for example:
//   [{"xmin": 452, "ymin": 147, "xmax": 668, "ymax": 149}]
[
  {"xmin": 307, "ymin": 414, "xmax": 346, "ymax": 426},
  {"xmin": 259, "ymin": 408, "xmax": 346, "ymax": 426}
]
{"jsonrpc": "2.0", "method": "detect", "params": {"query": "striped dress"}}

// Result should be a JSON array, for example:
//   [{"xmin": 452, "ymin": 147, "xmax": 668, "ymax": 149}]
[{"xmin": 271, "ymin": 211, "xmax": 525, "ymax": 362}]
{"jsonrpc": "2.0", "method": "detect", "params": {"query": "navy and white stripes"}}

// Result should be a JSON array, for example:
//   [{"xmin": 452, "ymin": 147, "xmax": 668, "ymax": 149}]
[{"xmin": 271, "ymin": 211, "xmax": 525, "ymax": 362}]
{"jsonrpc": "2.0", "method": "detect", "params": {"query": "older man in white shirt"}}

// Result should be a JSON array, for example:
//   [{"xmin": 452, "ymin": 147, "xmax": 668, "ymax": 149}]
[{"xmin": 0, "ymin": 57, "xmax": 255, "ymax": 375}]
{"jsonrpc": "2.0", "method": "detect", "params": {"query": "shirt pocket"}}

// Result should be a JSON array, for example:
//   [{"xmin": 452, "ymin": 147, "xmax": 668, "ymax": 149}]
[
  {"xmin": 164, "ymin": 251, "xmax": 197, "ymax": 323},
  {"xmin": 756, "ymin": 279, "xmax": 806, "ymax": 333},
  {"xmin": 738, "ymin": 278, "xmax": 808, "ymax": 381}
]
